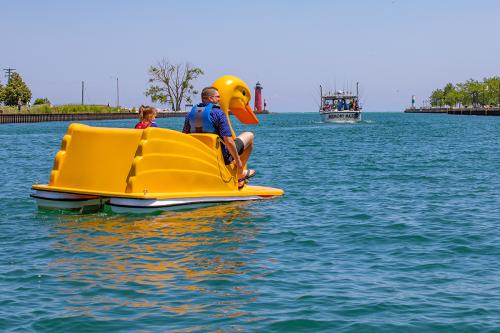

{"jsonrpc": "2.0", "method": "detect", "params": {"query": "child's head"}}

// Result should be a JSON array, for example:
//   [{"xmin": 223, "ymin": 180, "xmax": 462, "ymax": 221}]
[{"xmin": 139, "ymin": 105, "xmax": 157, "ymax": 122}]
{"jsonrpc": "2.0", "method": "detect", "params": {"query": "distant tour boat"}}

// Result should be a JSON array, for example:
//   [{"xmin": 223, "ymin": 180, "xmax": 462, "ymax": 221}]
[{"xmin": 319, "ymin": 83, "xmax": 362, "ymax": 123}]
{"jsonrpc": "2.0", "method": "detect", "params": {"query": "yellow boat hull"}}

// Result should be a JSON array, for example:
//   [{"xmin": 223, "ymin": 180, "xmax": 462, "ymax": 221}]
[{"xmin": 31, "ymin": 123, "xmax": 283, "ymax": 213}]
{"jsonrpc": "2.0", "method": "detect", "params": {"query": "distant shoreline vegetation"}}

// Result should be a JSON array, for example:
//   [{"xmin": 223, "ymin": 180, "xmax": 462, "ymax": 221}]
[
  {"xmin": 430, "ymin": 76, "xmax": 500, "ymax": 108},
  {"xmin": 0, "ymin": 104, "xmax": 132, "ymax": 114}
]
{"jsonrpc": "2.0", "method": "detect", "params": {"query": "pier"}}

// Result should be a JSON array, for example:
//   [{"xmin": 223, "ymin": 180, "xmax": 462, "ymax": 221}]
[
  {"xmin": 0, "ymin": 111, "xmax": 187, "ymax": 125},
  {"xmin": 404, "ymin": 107, "xmax": 500, "ymax": 116}
]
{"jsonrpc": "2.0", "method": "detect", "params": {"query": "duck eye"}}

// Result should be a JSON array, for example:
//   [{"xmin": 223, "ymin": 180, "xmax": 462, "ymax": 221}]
[{"xmin": 242, "ymin": 90, "xmax": 246, "ymax": 96}]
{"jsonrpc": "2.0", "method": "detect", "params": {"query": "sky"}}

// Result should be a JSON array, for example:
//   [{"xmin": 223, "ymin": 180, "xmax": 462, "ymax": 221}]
[{"xmin": 1, "ymin": 0, "xmax": 499, "ymax": 112}]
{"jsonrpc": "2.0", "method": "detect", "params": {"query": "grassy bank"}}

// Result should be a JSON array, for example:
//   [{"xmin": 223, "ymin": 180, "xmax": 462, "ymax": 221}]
[{"xmin": 0, "ymin": 104, "xmax": 133, "ymax": 114}]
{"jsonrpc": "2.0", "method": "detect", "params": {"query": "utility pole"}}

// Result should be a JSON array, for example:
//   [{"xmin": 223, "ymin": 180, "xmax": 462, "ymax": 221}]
[
  {"xmin": 116, "ymin": 77, "xmax": 120, "ymax": 108},
  {"xmin": 3, "ymin": 68, "xmax": 16, "ymax": 82},
  {"xmin": 81, "ymin": 81, "xmax": 85, "ymax": 105}
]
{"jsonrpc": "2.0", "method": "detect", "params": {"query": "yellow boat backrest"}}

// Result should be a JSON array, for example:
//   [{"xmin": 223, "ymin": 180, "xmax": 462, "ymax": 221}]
[{"xmin": 49, "ymin": 124, "xmax": 143, "ymax": 192}]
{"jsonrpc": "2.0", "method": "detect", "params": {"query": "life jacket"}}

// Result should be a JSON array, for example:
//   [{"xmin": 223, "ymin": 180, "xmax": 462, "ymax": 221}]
[
  {"xmin": 135, "ymin": 121, "xmax": 152, "ymax": 129},
  {"xmin": 188, "ymin": 103, "xmax": 216, "ymax": 133}
]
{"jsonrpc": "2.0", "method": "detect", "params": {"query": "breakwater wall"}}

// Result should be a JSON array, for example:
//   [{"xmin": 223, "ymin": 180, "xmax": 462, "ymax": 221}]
[
  {"xmin": 0, "ymin": 112, "xmax": 187, "ymax": 124},
  {"xmin": 404, "ymin": 107, "xmax": 447, "ymax": 114},
  {"xmin": 404, "ymin": 107, "xmax": 500, "ymax": 116}
]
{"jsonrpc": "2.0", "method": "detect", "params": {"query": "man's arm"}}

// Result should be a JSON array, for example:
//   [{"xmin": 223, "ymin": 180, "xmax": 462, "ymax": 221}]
[{"xmin": 223, "ymin": 136, "xmax": 243, "ymax": 171}]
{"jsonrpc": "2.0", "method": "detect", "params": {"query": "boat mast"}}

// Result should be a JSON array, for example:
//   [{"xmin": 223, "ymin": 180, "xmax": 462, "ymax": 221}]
[
  {"xmin": 356, "ymin": 82, "xmax": 359, "ymax": 97},
  {"xmin": 320, "ymin": 85, "xmax": 323, "ymax": 104}
]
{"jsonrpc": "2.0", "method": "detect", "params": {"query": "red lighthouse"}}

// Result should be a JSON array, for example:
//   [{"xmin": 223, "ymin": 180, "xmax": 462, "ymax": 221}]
[{"xmin": 254, "ymin": 82, "xmax": 263, "ymax": 112}]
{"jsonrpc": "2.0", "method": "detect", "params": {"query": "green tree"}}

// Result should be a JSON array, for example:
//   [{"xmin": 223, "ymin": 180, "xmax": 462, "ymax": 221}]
[
  {"xmin": 443, "ymin": 83, "xmax": 458, "ymax": 107},
  {"xmin": 463, "ymin": 79, "xmax": 484, "ymax": 106},
  {"xmin": 430, "ymin": 89, "xmax": 444, "ymax": 106},
  {"xmin": 430, "ymin": 77, "xmax": 500, "ymax": 108},
  {"xmin": 145, "ymin": 59, "xmax": 203, "ymax": 111},
  {"xmin": 483, "ymin": 76, "xmax": 500, "ymax": 106},
  {"xmin": 0, "ymin": 82, "xmax": 4, "ymax": 104},
  {"xmin": 3, "ymin": 72, "xmax": 32, "ymax": 106},
  {"xmin": 34, "ymin": 97, "xmax": 51, "ymax": 105},
  {"xmin": 455, "ymin": 82, "xmax": 471, "ymax": 106}
]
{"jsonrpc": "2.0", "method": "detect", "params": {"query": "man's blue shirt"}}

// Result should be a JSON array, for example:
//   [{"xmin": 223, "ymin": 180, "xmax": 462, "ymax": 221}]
[{"xmin": 183, "ymin": 103, "xmax": 233, "ymax": 159}]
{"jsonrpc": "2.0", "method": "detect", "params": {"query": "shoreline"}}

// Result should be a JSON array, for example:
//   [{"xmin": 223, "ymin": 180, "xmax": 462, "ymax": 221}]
[
  {"xmin": 404, "ymin": 106, "xmax": 500, "ymax": 116},
  {"xmin": 0, "ymin": 111, "xmax": 187, "ymax": 124}
]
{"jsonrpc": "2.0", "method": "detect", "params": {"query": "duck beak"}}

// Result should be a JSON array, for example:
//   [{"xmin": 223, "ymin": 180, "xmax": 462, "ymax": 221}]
[
  {"xmin": 212, "ymin": 75, "xmax": 260, "ymax": 125},
  {"xmin": 229, "ymin": 99, "xmax": 259, "ymax": 124}
]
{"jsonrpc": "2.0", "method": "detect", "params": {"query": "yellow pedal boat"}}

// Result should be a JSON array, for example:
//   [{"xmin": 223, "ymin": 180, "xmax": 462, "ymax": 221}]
[{"xmin": 31, "ymin": 75, "xmax": 284, "ymax": 213}]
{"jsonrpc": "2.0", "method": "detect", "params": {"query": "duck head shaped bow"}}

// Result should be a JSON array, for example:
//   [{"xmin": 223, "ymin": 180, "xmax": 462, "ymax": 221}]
[{"xmin": 212, "ymin": 75, "xmax": 259, "ymax": 137}]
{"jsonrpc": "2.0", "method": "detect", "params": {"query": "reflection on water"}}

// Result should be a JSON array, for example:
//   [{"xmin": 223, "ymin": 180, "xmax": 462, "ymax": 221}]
[{"xmin": 45, "ymin": 202, "xmax": 267, "ymax": 327}]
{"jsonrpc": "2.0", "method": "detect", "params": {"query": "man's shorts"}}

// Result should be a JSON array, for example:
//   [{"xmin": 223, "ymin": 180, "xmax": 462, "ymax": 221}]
[{"xmin": 223, "ymin": 138, "xmax": 245, "ymax": 165}]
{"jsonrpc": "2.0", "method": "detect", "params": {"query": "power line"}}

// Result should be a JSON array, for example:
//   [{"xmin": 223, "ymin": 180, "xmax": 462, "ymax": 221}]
[{"xmin": 3, "ymin": 68, "xmax": 16, "ymax": 82}]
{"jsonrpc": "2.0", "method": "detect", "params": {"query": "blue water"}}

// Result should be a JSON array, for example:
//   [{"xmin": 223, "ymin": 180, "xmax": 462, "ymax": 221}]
[{"xmin": 1, "ymin": 113, "xmax": 500, "ymax": 332}]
